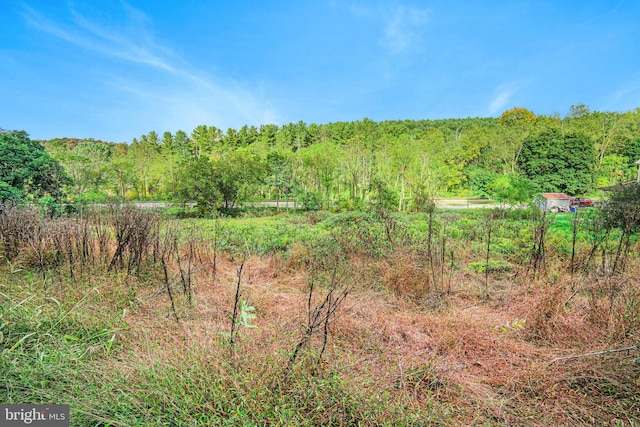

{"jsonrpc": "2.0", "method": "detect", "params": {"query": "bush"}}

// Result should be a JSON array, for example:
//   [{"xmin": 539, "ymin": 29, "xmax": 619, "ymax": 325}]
[
  {"xmin": 468, "ymin": 258, "xmax": 513, "ymax": 273},
  {"xmin": 601, "ymin": 182, "xmax": 640, "ymax": 233},
  {"xmin": 296, "ymin": 190, "xmax": 322, "ymax": 211},
  {"xmin": 0, "ymin": 181, "xmax": 22, "ymax": 202},
  {"xmin": 37, "ymin": 196, "xmax": 62, "ymax": 218}
]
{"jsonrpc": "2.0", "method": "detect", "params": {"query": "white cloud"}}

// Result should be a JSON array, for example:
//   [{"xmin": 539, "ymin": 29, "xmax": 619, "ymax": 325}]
[
  {"xmin": 382, "ymin": 5, "xmax": 429, "ymax": 54},
  {"xmin": 340, "ymin": 1, "xmax": 429, "ymax": 54},
  {"xmin": 607, "ymin": 73, "xmax": 640, "ymax": 112},
  {"xmin": 21, "ymin": 3, "xmax": 278, "ymax": 136},
  {"xmin": 104, "ymin": 78, "xmax": 278, "ymax": 136},
  {"xmin": 488, "ymin": 83, "xmax": 519, "ymax": 115},
  {"xmin": 22, "ymin": 5, "xmax": 176, "ymax": 73}
]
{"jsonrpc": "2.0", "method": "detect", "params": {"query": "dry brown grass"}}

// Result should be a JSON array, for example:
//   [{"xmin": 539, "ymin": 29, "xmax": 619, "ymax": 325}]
[
  {"xmin": 2, "ymin": 208, "xmax": 638, "ymax": 425},
  {"xmin": 106, "ymin": 244, "xmax": 638, "ymax": 425}
]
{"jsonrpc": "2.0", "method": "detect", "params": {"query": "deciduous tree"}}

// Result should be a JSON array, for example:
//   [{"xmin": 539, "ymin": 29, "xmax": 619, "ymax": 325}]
[
  {"xmin": 0, "ymin": 129, "xmax": 69, "ymax": 201},
  {"xmin": 518, "ymin": 128, "xmax": 594, "ymax": 195}
]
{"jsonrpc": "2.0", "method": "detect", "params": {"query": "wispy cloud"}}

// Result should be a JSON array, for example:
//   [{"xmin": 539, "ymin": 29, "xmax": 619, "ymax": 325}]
[
  {"xmin": 607, "ymin": 73, "xmax": 640, "ymax": 112},
  {"xmin": 106, "ymin": 77, "xmax": 280, "ymax": 137},
  {"xmin": 21, "ymin": 2, "xmax": 278, "ymax": 135},
  {"xmin": 382, "ymin": 5, "xmax": 429, "ymax": 54},
  {"xmin": 341, "ymin": 1, "xmax": 429, "ymax": 54},
  {"xmin": 488, "ymin": 83, "xmax": 519, "ymax": 115},
  {"xmin": 22, "ymin": 4, "xmax": 178, "ymax": 73}
]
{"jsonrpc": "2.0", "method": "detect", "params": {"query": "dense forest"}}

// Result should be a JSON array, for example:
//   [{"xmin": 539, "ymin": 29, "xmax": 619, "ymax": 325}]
[{"xmin": 7, "ymin": 105, "xmax": 640, "ymax": 212}]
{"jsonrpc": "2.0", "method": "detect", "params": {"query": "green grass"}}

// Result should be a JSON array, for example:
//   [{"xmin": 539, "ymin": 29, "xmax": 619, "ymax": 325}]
[
  {"xmin": 173, "ymin": 209, "xmax": 602, "ymax": 261},
  {"xmin": 184, "ymin": 214, "xmax": 330, "ymax": 256},
  {"xmin": 0, "ymin": 269, "xmax": 449, "ymax": 426}
]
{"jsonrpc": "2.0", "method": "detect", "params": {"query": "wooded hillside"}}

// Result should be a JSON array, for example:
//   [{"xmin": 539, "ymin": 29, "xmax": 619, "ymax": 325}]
[{"xmin": 36, "ymin": 105, "xmax": 640, "ymax": 211}]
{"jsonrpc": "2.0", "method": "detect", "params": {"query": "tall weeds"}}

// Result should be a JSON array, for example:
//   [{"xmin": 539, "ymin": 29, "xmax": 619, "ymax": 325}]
[
  {"xmin": 108, "ymin": 207, "xmax": 159, "ymax": 274},
  {"xmin": 0, "ymin": 203, "xmax": 40, "ymax": 262},
  {"xmin": 1, "ymin": 204, "xmax": 638, "ymax": 425},
  {"xmin": 285, "ymin": 241, "xmax": 352, "ymax": 377},
  {"xmin": 527, "ymin": 209, "xmax": 553, "ymax": 278}
]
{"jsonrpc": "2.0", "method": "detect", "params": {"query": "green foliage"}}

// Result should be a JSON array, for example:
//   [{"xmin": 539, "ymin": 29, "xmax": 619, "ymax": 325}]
[
  {"xmin": 468, "ymin": 258, "xmax": 513, "ymax": 273},
  {"xmin": 239, "ymin": 300, "xmax": 257, "ymax": 329},
  {"xmin": 265, "ymin": 150, "xmax": 296, "ymax": 201},
  {"xmin": 492, "ymin": 319, "xmax": 526, "ymax": 334},
  {"xmin": 518, "ymin": 128, "xmax": 594, "ymax": 195},
  {"xmin": 0, "ymin": 181, "xmax": 22, "ymax": 202},
  {"xmin": 37, "ymin": 196, "xmax": 62, "ymax": 218},
  {"xmin": 595, "ymin": 154, "xmax": 628, "ymax": 187},
  {"xmin": 0, "ymin": 130, "xmax": 69, "ymax": 201},
  {"xmin": 465, "ymin": 165, "xmax": 499, "ymax": 197},
  {"xmin": 622, "ymin": 137, "xmax": 640, "ymax": 172},
  {"xmin": 369, "ymin": 175, "xmax": 398, "ymax": 211},
  {"xmin": 499, "ymin": 107, "xmax": 537, "ymax": 125},
  {"xmin": 25, "ymin": 106, "xmax": 640, "ymax": 209},
  {"xmin": 296, "ymin": 189, "xmax": 321, "ymax": 211},
  {"xmin": 172, "ymin": 157, "xmax": 221, "ymax": 214},
  {"xmin": 75, "ymin": 188, "xmax": 109, "ymax": 204},
  {"xmin": 487, "ymin": 173, "xmax": 535, "ymax": 206},
  {"xmin": 190, "ymin": 124, "xmax": 222, "ymax": 158},
  {"xmin": 300, "ymin": 142, "xmax": 341, "ymax": 208},
  {"xmin": 213, "ymin": 148, "xmax": 268, "ymax": 208},
  {"xmin": 188, "ymin": 215, "xmax": 328, "ymax": 255},
  {"xmin": 220, "ymin": 299, "xmax": 257, "ymax": 342},
  {"xmin": 67, "ymin": 140, "xmax": 112, "ymax": 192},
  {"xmin": 601, "ymin": 182, "xmax": 640, "ymax": 233},
  {"xmin": 128, "ymin": 135, "xmax": 161, "ymax": 199},
  {"xmin": 172, "ymin": 148, "xmax": 269, "ymax": 213}
]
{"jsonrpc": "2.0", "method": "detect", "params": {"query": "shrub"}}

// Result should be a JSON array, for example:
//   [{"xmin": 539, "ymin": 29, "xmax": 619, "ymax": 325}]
[
  {"xmin": 296, "ymin": 190, "xmax": 321, "ymax": 211},
  {"xmin": 468, "ymin": 258, "xmax": 513, "ymax": 273}
]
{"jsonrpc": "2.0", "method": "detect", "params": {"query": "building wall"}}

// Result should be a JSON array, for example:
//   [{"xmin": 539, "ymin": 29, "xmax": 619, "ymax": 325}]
[
  {"xmin": 535, "ymin": 195, "xmax": 571, "ymax": 211},
  {"xmin": 545, "ymin": 199, "xmax": 571, "ymax": 211}
]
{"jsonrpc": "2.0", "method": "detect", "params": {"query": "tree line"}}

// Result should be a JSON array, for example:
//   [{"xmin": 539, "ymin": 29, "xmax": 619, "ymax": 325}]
[{"xmin": 3, "ymin": 105, "xmax": 640, "ymax": 212}]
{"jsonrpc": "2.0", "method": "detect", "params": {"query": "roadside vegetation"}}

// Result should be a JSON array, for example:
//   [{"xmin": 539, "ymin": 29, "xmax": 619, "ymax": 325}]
[{"xmin": 1, "ymin": 201, "xmax": 638, "ymax": 425}]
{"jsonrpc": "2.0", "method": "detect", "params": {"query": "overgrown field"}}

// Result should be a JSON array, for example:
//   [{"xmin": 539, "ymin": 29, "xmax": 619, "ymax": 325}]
[{"xmin": 1, "ymin": 204, "xmax": 638, "ymax": 426}]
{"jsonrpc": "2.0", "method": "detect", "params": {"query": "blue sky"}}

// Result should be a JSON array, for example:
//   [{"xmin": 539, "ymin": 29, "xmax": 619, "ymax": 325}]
[{"xmin": 1, "ymin": 0, "xmax": 639, "ymax": 142}]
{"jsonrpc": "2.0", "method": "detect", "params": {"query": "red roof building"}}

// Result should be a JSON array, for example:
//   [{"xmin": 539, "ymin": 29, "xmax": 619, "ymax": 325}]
[{"xmin": 535, "ymin": 193, "xmax": 573, "ymax": 211}]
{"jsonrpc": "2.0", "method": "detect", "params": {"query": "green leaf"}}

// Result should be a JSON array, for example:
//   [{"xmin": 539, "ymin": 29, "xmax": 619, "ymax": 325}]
[{"xmin": 7, "ymin": 332, "xmax": 36, "ymax": 352}]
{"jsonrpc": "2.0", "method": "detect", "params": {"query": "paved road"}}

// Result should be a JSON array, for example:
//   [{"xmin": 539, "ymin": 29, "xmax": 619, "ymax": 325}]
[
  {"xmin": 115, "ymin": 199, "xmax": 501, "ymax": 210},
  {"xmin": 433, "ymin": 199, "xmax": 501, "ymax": 210},
  {"xmin": 245, "ymin": 199, "xmax": 502, "ymax": 210}
]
